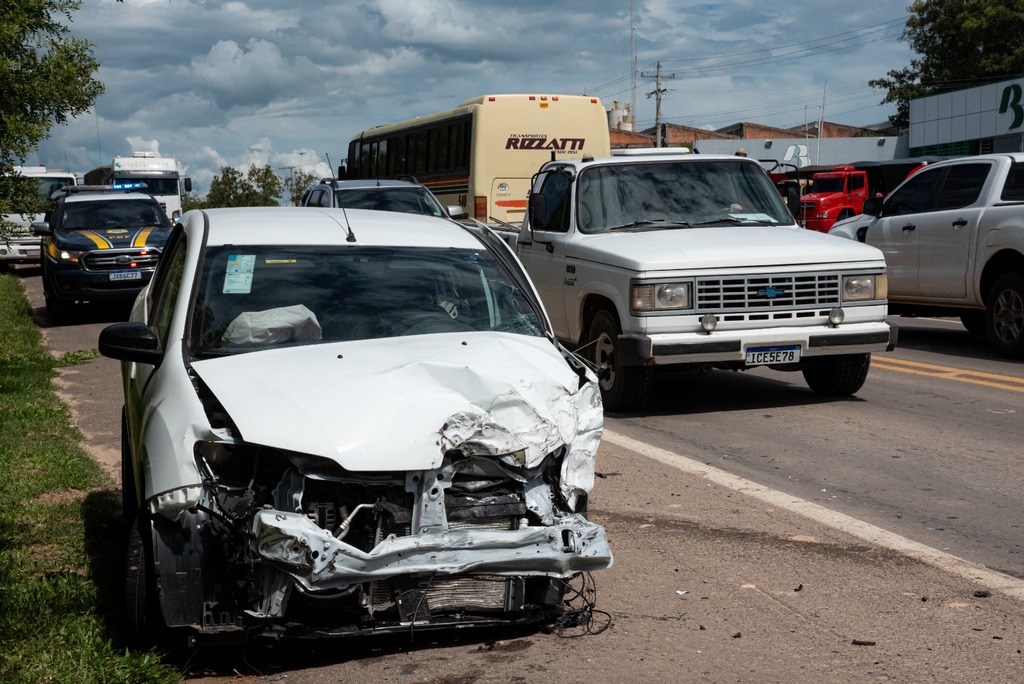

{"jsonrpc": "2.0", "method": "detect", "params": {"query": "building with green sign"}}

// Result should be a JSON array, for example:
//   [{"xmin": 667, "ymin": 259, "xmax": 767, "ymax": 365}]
[{"xmin": 910, "ymin": 76, "xmax": 1024, "ymax": 157}]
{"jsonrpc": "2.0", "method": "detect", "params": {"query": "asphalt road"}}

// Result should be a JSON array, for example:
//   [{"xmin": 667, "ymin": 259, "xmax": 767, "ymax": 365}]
[{"xmin": 9, "ymin": 263, "xmax": 1024, "ymax": 683}]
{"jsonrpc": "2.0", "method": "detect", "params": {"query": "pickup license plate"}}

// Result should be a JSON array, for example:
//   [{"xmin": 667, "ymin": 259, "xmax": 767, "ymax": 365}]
[
  {"xmin": 746, "ymin": 345, "xmax": 801, "ymax": 365},
  {"xmin": 109, "ymin": 270, "xmax": 142, "ymax": 282},
  {"xmin": 26, "ymin": 249, "xmax": 39, "ymax": 257}
]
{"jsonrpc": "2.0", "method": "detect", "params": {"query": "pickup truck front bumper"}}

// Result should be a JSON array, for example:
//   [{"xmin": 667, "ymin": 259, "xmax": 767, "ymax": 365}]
[{"xmin": 617, "ymin": 320, "xmax": 897, "ymax": 367}]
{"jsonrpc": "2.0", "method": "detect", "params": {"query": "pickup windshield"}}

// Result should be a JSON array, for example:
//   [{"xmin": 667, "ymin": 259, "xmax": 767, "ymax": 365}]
[{"xmin": 577, "ymin": 159, "xmax": 793, "ymax": 234}]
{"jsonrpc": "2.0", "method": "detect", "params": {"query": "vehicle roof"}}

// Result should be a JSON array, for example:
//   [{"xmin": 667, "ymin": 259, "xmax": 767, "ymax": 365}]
[
  {"xmin": 920, "ymin": 152, "xmax": 1024, "ymax": 166},
  {"xmin": 313, "ymin": 179, "xmax": 430, "ymax": 190},
  {"xmin": 62, "ymin": 190, "xmax": 160, "ymax": 204},
  {"xmin": 555, "ymin": 150, "xmax": 751, "ymax": 170},
  {"xmin": 189, "ymin": 207, "xmax": 480, "ymax": 249}
]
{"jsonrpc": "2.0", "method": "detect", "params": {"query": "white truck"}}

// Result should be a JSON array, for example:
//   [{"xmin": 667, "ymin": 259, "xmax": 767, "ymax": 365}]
[
  {"xmin": 830, "ymin": 152, "xmax": 1024, "ymax": 359},
  {"xmin": 502, "ymin": 148, "xmax": 896, "ymax": 411},
  {"xmin": 1, "ymin": 165, "xmax": 77, "ymax": 265},
  {"xmin": 83, "ymin": 152, "xmax": 191, "ymax": 219}
]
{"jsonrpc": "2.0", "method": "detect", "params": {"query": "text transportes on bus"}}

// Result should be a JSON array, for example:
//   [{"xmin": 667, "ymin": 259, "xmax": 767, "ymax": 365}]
[
  {"xmin": 83, "ymin": 152, "xmax": 191, "ymax": 219},
  {"xmin": 347, "ymin": 94, "xmax": 611, "ymax": 225}
]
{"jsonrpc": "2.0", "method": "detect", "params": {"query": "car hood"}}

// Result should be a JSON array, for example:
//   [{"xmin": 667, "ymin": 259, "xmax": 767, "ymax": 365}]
[
  {"xmin": 54, "ymin": 224, "xmax": 170, "ymax": 251},
  {"xmin": 190, "ymin": 332, "xmax": 602, "ymax": 477},
  {"xmin": 567, "ymin": 224, "xmax": 884, "ymax": 271}
]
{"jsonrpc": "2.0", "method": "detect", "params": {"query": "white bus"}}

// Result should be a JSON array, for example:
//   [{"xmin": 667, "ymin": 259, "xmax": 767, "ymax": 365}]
[
  {"xmin": 84, "ymin": 152, "xmax": 191, "ymax": 219},
  {"xmin": 1, "ymin": 165, "xmax": 77, "ymax": 264},
  {"xmin": 346, "ymin": 94, "xmax": 611, "ymax": 224}
]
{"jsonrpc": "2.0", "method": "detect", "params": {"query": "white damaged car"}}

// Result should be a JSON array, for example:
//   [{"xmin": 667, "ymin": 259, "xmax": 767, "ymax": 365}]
[{"xmin": 99, "ymin": 207, "xmax": 611, "ymax": 645}]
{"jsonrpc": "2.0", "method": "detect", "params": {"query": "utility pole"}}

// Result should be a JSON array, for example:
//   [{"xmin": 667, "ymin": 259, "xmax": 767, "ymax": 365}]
[{"xmin": 641, "ymin": 62, "xmax": 675, "ymax": 147}]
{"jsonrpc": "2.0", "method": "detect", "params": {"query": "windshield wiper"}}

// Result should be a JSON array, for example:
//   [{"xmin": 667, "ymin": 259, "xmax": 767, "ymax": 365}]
[
  {"xmin": 692, "ymin": 216, "xmax": 779, "ymax": 226},
  {"xmin": 606, "ymin": 219, "xmax": 692, "ymax": 231}
]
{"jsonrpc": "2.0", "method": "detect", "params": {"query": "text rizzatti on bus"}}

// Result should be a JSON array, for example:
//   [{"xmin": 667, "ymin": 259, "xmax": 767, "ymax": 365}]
[{"xmin": 346, "ymin": 94, "xmax": 611, "ymax": 224}]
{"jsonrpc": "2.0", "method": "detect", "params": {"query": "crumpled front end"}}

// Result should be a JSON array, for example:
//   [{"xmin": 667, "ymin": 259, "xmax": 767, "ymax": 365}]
[{"xmin": 157, "ymin": 341, "xmax": 611, "ymax": 639}]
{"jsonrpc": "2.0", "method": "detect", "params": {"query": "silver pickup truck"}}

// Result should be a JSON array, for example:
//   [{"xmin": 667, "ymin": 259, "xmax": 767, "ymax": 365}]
[
  {"xmin": 500, "ymin": 148, "xmax": 896, "ymax": 411},
  {"xmin": 831, "ymin": 152, "xmax": 1024, "ymax": 359}
]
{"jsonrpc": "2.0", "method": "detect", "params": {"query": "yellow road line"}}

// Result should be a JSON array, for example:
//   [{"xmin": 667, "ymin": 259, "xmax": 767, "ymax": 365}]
[{"xmin": 872, "ymin": 356, "xmax": 1024, "ymax": 392}]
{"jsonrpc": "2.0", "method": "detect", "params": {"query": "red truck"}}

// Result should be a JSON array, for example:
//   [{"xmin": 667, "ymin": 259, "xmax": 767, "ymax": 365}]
[{"xmin": 798, "ymin": 159, "xmax": 933, "ymax": 233}]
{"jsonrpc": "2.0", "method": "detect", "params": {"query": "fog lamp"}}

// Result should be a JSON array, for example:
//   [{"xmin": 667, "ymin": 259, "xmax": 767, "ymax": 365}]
[
  {"xmin": 828, "ymin": 307, "xmax": 845, "ymax": 327},
  {"xmin": 700, "ymin": 313, "xmax": 718, "ymax": 333}
]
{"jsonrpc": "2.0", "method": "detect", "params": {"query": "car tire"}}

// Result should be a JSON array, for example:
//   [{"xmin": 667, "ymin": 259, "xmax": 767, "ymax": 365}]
[
  {"xmin": 985, "ymin": 272, "xmax": 1024, "ymax": 359},
  {"xmin": 587, "ymin": 310, "xmax": 652, "ymax": 412},
  {"xmin": 125, "ymin": 514, "xmax": 165, "ymax": 647},
  {"xmin": 959, "ymin": 310, "xmax": 986, "ymax": 335},
  {"xmin": 801, "ymin": 353, "xmax": 871, "ymax": 396}
]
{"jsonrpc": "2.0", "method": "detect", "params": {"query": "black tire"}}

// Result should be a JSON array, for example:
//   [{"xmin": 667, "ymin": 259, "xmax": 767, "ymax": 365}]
[
  {"xmin": 959, "ymin": 310, "xmax": 986, "ymax": 335},
  {"xmin": 801, "ymin": 353, "xmax": 871, "ymax": 397},
  {"xmin": 125, "ymin": 514, "xmax": 165, "ymax": 647},
  {"xmin": 586, "ymin": 310, "xmax": 652, "ymax": 412},
  {"xmin": 44, "ymin": 290, "xmax": 70, "ymax": 325},
  {"xmin": 985, "ymin": 272, "xmax": 1024, "ymax": 359}
]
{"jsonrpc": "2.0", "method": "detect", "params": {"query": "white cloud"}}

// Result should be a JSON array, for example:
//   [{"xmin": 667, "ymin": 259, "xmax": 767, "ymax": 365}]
[{"xmin": 31, "ymin": 1, "xmax": 916, "ymax": 196}]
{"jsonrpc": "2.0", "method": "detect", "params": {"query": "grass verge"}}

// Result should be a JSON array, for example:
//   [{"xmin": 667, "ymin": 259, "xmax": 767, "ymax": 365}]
[{"xmin": 0, "ymin": 272, "xmax": 180, "ymax": 683}]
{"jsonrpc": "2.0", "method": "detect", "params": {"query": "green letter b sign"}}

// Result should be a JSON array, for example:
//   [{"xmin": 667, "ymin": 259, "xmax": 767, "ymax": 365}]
[{"xmin": 1000, "ymin": 84, "xmax": 1024, "ymax": 130}]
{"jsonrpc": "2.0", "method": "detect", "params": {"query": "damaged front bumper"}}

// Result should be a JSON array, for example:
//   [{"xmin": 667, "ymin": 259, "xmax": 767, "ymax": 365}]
[{"xmin": 254, "ymin": 509, "xmax": 612, "ymax": 593}]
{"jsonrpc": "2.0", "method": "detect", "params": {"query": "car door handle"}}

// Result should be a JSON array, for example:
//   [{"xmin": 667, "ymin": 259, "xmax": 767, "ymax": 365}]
[
  {"xmin": 901, "ymin": 224, "xmax": 916, "ymax": 232},
  {"xmin": 952, "ymin": 218, "xmax": 968, "ymax": 228}
]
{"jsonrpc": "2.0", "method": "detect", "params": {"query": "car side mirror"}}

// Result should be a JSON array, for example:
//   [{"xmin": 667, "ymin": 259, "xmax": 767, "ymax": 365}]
[
  {"xmin": 32, "ymin": 221, "xmax": 51, "ymax": 236},
  {"xmin": 862, "ymin": 196, "xmax": 883, "ymax": 217},
  {"xmin": 447, "ymin": 205, "xmax": 466, "ymax": 220},
  {"xmin": 98, "ymin": 322, "xmax": 164, "ymax": 366}
]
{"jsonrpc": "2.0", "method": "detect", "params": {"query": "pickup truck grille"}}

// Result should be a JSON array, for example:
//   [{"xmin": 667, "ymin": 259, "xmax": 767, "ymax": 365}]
[
  {"xmin": 696, "ymin": 273, "xmax": 841, "ymax": 311},
  {"xmin": 83, "ymin": 249, "xmax": 161, "ymax": 272}
]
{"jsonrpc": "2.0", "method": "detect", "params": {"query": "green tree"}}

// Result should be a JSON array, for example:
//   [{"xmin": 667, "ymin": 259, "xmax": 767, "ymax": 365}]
[
  {"xmin": 284, "ymin": 170, "xmax": 318, "ymax": 206},
  {"xmin": 1, "ymin": 0, "xmax": 104, "ymax": 230},
  {"xmin": 871, "ymin": 0, "xmax": 1024, "ymax": 130},
  {"xmin": 204, "ymin": 164, "xmax": 283, "ymax": 208}
]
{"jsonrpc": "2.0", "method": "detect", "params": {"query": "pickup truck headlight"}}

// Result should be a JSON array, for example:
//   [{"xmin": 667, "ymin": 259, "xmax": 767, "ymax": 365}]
[
  {"xmin": 843, "ymin": 274, "xmax": 886, "ymax": 302},
  {"xmin": 632, "ymin": 282, "xmax": 693, "ymax": 311},
  {"xmin": 46, "ymin": 242, "xmax": 84, "ymax": 263}
]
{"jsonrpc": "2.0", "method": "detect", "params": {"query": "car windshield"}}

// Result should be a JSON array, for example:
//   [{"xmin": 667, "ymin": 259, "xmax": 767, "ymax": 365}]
[
  {"xmin": 334, "ymin": 187, "xmax": 445, "ymax": 217},
  {"xmin": 61, "ymin": 198, "xmax": 168, "ymax": 230},
  {"xmin": 577, "ymin": 159, "xmax": 792, "ymax": 233},
  {"xmin": 190, "ymin": 244, "xmax": 545, "ymax": 355}
]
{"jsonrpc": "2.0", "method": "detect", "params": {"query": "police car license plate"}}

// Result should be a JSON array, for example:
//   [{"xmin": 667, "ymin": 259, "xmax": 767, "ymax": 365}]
[
  {"xmin": 745, "ymin": 345, "xmax": 801, "ymax": 365},
  {"xmin": 109, "ymin": 270, "xmax": 142, "ymax": 282}
]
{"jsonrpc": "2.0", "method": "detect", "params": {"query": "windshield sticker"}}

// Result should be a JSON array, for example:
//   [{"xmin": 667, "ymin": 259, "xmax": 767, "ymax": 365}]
[
  {"xmin": 264, "ymin": 259, "xmax": 297, "ymax": 265},
  {"xmin": 224, "ymin": 254, "xmax": 256, "ymax": 294}
]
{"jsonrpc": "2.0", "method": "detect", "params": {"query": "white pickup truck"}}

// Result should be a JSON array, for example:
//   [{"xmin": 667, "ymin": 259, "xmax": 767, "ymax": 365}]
[
  {"xmin": 830, "ymin": 153, "xmax": 1024, "ymax": 359},
  {"xmin": 500, "ymin": 148, "xmax": 896, "ymax": 411}
]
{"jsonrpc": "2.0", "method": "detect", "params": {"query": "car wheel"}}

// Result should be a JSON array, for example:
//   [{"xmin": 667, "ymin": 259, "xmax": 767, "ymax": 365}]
[
  {"xmin": 125, "ymin": 514, "xmax": 165, "ymax": 647},
  {"xmin": 986, "ymin": 272, "xmax": 1024, "ymax": 359},
  {"xmin": 801, "ymin": 353, "xmax": 871, "ymax": 396},
  {"xmin": 959, "ymin": 310, "xmax": 986, "ymax": 335},
  {"xmin": 586, "ymin": 310, "xmax": 652, "ymax": 412}
]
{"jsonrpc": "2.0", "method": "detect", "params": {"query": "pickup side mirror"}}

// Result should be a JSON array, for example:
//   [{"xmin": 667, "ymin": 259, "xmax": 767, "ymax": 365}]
[
  {"xmin": 98, "ymin": 322, "xmax": 164, "ymax": 367},
  {"xmin": 862, "ymin": 196, "xmax": 883, "ymax": 217}
]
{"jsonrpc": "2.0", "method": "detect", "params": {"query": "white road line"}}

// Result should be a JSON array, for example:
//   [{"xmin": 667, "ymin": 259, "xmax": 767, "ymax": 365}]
[{"xmin": 602, "ymin": 428, "xmax": 1024, "ymax": 602}]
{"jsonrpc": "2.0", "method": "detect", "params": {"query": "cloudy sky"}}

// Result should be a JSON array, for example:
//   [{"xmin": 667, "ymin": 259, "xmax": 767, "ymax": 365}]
[{"xmin": 31, "ymin": 0, "xmax": 916, "ymax": 195}]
